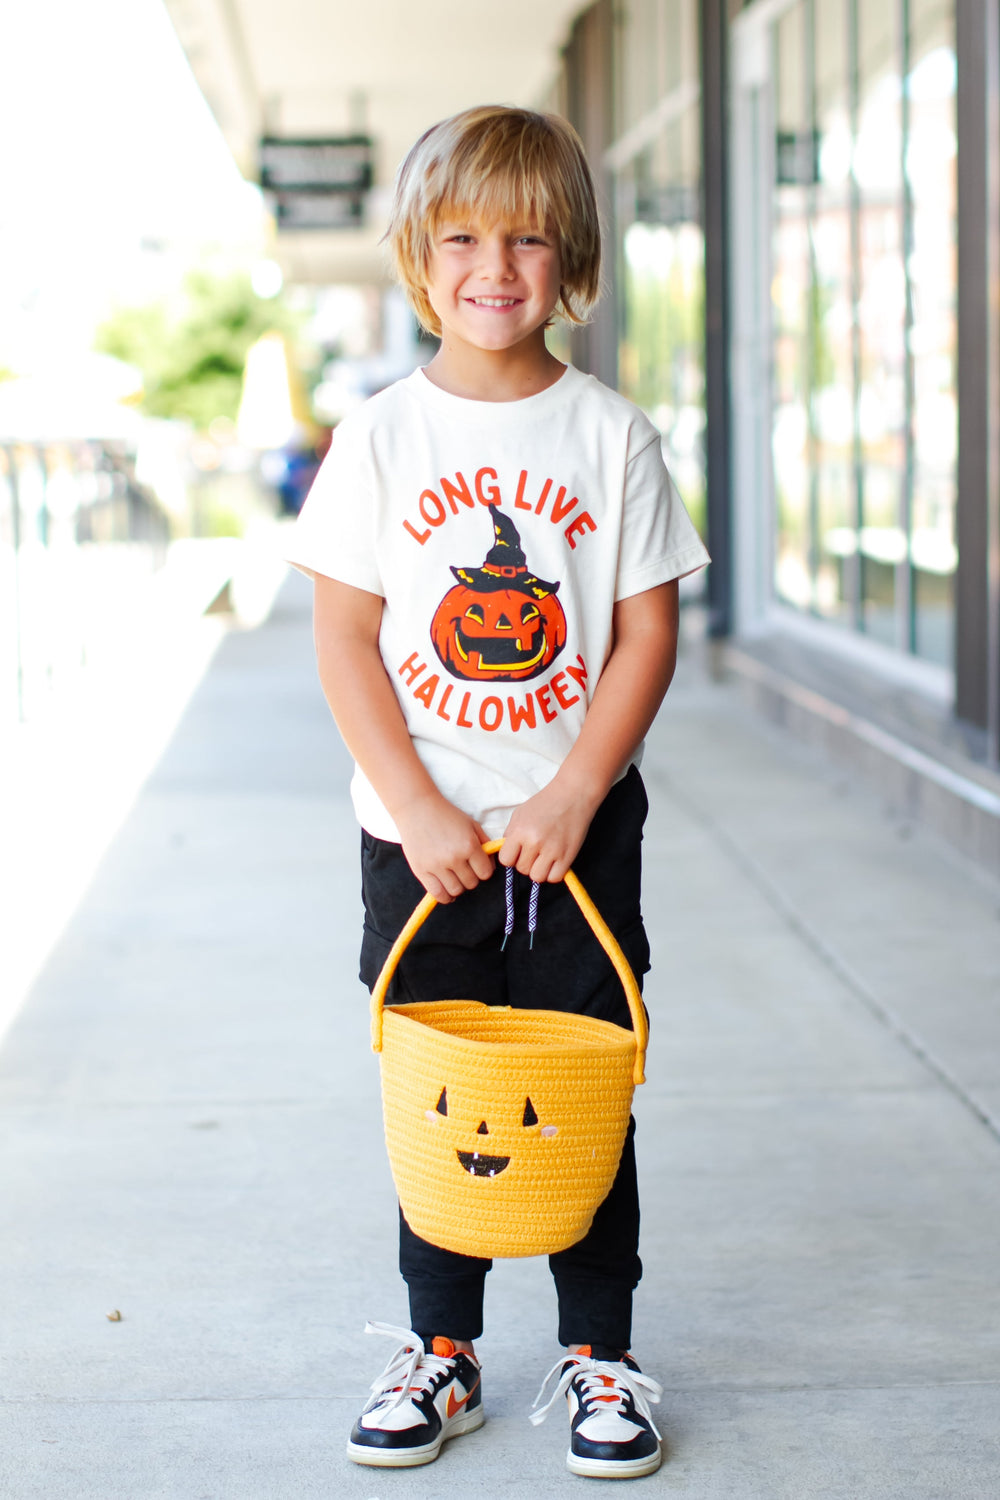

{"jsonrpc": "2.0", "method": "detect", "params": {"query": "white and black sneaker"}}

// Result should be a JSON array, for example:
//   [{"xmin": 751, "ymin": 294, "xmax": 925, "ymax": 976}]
[
  {"xmin": 530, "ymin": 1345, "xmax": 662, "ymax": 1479},
  {"xmin": 346, "ymin": 1321, "xmax": 484, "ymax": 1468}
]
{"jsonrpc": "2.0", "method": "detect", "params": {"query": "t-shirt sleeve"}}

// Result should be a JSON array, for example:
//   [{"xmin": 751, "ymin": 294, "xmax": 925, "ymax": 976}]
[
  {"xmin": 615, "ymin": 432, "xmax": 711, "ymax": 600},
  {"xmin": 283, "ymin": 423, "xmax": 383, "ymax": 595}
]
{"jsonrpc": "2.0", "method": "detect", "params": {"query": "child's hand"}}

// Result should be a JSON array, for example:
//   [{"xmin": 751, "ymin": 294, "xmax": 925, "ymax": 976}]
[
  {"xmin": 499, "ymin": 780, "xmax": 598, "ymax": 884},
  {"xmin": 395, "ymin": 793, "xmax": 494, "ymax": 904}
]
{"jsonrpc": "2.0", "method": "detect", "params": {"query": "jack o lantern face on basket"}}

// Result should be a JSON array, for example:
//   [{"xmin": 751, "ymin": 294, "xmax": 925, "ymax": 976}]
[
  {"xmin": 376, "ymin": 997, "xmax": 641, "ymax": 1257},
  {"xmin": 429, "ymin": 506, "xmax": 567, "ymax": 682},
  {"xmin": 425, "ymin": 1084, "xmax": 558, "ymax": 1180}
]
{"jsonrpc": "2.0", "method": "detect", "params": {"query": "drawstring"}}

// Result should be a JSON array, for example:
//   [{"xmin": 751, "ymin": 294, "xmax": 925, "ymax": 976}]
[
  {"xmin": 500, "ymin": 864, "xmax": 541, "ymax": 950},
  {"xmin": 501, "ymin": 865, "xmax": 514, "ymax": 949}
]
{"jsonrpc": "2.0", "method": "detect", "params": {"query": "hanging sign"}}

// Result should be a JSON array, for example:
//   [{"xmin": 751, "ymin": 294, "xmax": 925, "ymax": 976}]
[
  {"xmin": 268, "ymin": 191, "xmax": 366, "ymax": 231},
  {"xmin": 634, "ymin": 184, "xmax": 701, "ymax": 227},
  {"xmin": 259, "ymin": 136, "xmax": 374, "ymax": 231},
  {"xmin": 259, "ymin": 136, "xmax": 374, "ymax": 193},
  {"xmin": 776, "ymin": 130, "xmax": 820, "ymax": 186}
]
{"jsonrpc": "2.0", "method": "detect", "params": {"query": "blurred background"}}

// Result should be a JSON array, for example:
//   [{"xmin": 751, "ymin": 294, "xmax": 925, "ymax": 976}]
[{"xmin": 1, "ymin": 0, "xmax": 997, "ymax": 1010}]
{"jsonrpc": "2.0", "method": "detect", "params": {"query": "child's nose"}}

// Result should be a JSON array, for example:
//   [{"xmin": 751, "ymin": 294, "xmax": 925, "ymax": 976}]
[{"xmin": 478, "ymin": 237, "xmax": 514, "ymax": 279}]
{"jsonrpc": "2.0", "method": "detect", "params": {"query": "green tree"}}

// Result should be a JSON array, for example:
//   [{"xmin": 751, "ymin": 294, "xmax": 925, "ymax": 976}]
[{"xmin": 95, "ymin": 270, "xmax": 304, "ymax": 430}]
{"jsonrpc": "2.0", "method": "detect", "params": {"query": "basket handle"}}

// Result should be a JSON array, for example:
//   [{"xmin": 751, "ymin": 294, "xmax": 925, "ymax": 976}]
[{"xmin": 370, "ymin": 839, "xmax": 648, "ymax": 1086}]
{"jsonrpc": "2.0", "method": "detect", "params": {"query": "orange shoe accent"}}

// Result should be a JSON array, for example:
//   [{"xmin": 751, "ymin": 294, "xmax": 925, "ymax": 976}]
[
  {"xmin": 445, "ymin": 1377, "xmax": 481, "ymax": 1419},
  {"xmin": 431, "ymin": 1337, "xmax": 457, "ymax": 1358}
]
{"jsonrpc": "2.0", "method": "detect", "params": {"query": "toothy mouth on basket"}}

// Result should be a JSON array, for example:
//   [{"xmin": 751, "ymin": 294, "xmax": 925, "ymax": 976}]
[{"xmin": 457, "ymin": 1150, "xmax": 510, "ymax": 1178}]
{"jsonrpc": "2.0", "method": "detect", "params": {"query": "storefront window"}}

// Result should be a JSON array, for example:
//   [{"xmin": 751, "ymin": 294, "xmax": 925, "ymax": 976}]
[
  {"xmin": 769, "ymin": 0, "xmax": 956, "ymax": 664},
  {"xmin": 614, "ymin": 0, "xmax": 698, "ymax": 137},
  {"xmin": 613, "ymin": 1, "xmax": 704, "ymax": 538},
  {"xmin": 772, "ymin": 1, "xmax": 811, "ymax": 612},
  {"xmin": 856, "ymin": 2, "xmax": 905, "ymax": 646},
  {"xmin": 812, "ymin": 0, "xmax": 853, "ymax": 626},
  {"xmin": 907, "ymin": 0, "xmax": 957, "ymax": 665}
]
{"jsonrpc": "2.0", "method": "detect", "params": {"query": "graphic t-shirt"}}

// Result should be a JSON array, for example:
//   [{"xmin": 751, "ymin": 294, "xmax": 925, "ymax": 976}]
[{"xmin": 286, "ymin": 364, "xmax": 710, "ymax": 840}]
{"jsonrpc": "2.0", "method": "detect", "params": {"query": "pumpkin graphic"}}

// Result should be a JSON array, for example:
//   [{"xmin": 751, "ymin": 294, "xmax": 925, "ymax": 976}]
[{"xmin": 430, "ymin": 506, "xmax": 567, "ymax": 682}]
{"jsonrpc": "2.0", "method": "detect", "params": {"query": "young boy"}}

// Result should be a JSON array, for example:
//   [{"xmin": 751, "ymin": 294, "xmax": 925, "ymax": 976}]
[{"xmin": 287, "ymin": 105, "xmax": 709, "ymax": 1480}]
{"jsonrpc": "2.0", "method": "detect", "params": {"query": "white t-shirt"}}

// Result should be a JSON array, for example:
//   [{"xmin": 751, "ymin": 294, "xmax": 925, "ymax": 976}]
[{"xmin": 287, "ymin": 364, "xmax": 710, "ymax": 839}]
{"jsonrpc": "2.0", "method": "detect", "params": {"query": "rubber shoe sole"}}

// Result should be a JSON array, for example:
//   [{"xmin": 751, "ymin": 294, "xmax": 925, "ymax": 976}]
[
  {"xmin": 346, "ymin": 1405, "xmax": 484, "ymax": 1468},
  {"xmin": 566, "ymin": 1444, "xmax": 662, "ymax": 1479}
]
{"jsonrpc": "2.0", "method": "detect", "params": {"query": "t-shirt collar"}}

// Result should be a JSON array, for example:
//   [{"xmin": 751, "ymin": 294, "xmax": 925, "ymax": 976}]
[{"xmin": 405, "ymin": 363, "xmax": 580, "ymax": 419}]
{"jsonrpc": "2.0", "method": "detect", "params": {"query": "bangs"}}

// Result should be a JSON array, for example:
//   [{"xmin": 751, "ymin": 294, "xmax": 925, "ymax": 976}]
[
  {"xmin": 431, "ymin": 190, "xmax": 552, "ymax": 237},
  {"xmin": 428, "ymin": 139, "xmax": 568, "ymax": 239},
  {"xmin": 386, "ymin": 106, "xmax": 602, "ymax": 336}
]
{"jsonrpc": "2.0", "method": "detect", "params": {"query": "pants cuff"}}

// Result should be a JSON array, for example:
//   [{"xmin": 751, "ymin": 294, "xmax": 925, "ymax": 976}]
[
  {"xmin": 406, "ymin": 1276, "xmax": 488, "ymax": 1344},
  {"xmin": 554, "ymin": 1274, "xmax": 634, "ymax": 1350}
]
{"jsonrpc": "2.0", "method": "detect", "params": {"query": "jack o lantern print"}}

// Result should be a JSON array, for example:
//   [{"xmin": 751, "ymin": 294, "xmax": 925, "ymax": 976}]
[
  {"xmin": 424, "ymin": 1084, "xmax": 558, "ymax": 1179},
  {"xmin": 377, "ymin": 997, "xmax": 639, "ymax": 1257},
  {"xmin": 429, "ymin": 505, "xmax": 567, "ymax": 682}
]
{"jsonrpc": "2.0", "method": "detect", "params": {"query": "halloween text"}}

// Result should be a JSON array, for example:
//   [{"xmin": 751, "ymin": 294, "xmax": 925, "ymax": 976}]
[{"xmin": 397, "ymin": 650, "xmax": 589, "ymax": 733}]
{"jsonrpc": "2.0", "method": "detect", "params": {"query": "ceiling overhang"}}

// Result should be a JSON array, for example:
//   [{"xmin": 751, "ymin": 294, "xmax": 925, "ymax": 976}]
[{"xmin": 162, "ymin": 0, "xmax": 583, "ymax": 284}]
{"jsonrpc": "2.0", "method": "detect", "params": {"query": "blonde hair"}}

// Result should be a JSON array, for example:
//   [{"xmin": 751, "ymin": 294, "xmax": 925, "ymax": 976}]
[{"xmin": 385, "ymin": 105, "xmax": 601, "ymax": 336}]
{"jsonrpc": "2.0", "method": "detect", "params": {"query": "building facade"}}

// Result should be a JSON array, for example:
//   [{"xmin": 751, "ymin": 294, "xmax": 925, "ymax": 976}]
[{"xmin": 557, "ymin": 0, "xmax": 1000, "ymax": 861}]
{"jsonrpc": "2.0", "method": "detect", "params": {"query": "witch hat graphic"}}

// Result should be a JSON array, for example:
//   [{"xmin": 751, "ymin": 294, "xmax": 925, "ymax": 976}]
[
  {"xmin": 429, "ymin": 506, "xmax": 567, "ymax": 683},
  {"xmin": 450, "ymin": 505, "xmax": 561, "ymax": 596}
]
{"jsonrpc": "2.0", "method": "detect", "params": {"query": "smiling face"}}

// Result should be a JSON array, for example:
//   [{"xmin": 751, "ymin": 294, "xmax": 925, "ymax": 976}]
[
  {"xmin": 425, "ymin": 1084, "xmax": 558, "ymax": 1183},
  {"xmin": 423, "ymin": 213, "xmax": 563, "ymax": 358},
  {"xmin": 430, "ymin": 581, "xmax": 567, "ymax": 681}
]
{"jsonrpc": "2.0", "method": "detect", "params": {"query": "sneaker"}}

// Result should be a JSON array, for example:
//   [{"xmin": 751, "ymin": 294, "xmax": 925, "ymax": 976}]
[
  {"xmin": 530, "ymin": 1346, "xmax": 662, "ymax": 1479},
  {"xmin": 346, "ymin": 1321, "xmax": 484, "ymax": 1468}
]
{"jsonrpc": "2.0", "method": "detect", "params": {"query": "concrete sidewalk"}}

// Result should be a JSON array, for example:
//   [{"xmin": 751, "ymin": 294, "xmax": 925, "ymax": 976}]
[{"xmin": 1, "ymin": 570, "xmax": 998, "ymax": 1499}]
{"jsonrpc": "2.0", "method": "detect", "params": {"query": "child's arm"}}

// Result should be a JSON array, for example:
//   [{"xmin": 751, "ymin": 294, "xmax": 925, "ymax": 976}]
[
  {"xmin": 500, "ymin": 579, "xmax": 679, "ymax": 883},
  {"xmin": 313, "ymin": 575, "xmax": 495, "ymax": 902}
]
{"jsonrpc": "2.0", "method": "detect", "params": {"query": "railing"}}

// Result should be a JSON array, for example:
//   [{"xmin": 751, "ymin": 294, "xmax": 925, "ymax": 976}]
[{"xmin": 0, "ymin": 440, "xmax": 171, "ymax": 725}]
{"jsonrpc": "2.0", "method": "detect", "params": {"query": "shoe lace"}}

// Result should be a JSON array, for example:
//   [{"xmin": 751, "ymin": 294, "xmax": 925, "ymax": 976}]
[
  {"xmin": 362, "ymin": 1320, "xmax": 458, "ymax": 1416},
  {"xmin": 529, "ymin": 1354, "xmax": 663, "ymax": 1440}
]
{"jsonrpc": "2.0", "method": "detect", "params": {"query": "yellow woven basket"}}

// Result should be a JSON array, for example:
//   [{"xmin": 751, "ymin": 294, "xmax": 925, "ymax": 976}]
[{"xmin": 370, "ymin": 840, "xmax": 648, "ymax": 1259}]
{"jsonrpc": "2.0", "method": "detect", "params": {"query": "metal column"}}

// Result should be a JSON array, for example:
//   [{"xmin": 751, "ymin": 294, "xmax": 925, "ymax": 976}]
[
  {"xmin": 701, "ymin": 0, "xmax": 733, "ymax": 637},
  {"xmin": 956, "ymin": 0, "xmax": 1000, "ymax": 758}
]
